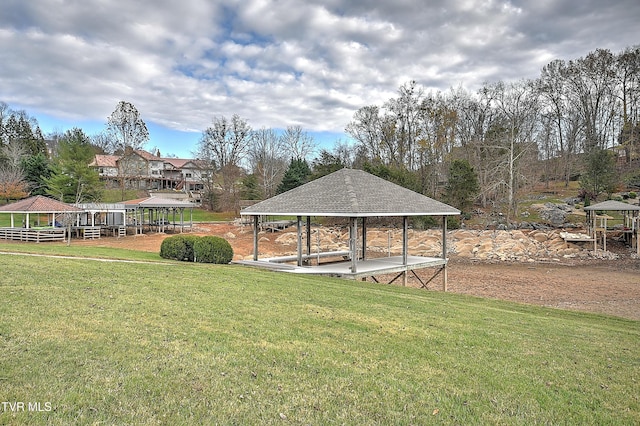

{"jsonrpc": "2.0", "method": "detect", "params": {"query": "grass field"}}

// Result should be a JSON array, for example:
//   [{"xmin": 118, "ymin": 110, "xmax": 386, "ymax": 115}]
[{"xmin": 1, "ymin": 249, "xmax": 639, "ymax": 424}]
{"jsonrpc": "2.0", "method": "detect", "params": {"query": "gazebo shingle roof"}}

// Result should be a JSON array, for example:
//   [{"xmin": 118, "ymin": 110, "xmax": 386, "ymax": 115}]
[
  {"xmin": 583, "ymin": 200, "xmax": 640, "ymax": 211},
  {"xmin": 241, "ymin": 168, "xmax": 460, "ymax": 217},
  {"xmin": 0, "ymin": 195, "xmax": 83, "ymax": 213}
]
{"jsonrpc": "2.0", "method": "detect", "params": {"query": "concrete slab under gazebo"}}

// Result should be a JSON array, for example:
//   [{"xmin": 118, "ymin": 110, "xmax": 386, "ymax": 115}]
[
  {"xmin": 238, "ymin": 168, "xmax": 460, "ymax": 289},
  {"xmin": 582, "ymin": 200, "xmax": 640, "ymax": 255},
  {"xmin": 0, "ymin": 195, "xmax": 82, "ymax": 242}
]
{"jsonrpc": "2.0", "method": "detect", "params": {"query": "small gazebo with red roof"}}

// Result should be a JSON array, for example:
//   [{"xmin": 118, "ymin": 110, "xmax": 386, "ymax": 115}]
[{"xmin": 0, "ymin": 195, "xmax": 82, "ymax": 228}]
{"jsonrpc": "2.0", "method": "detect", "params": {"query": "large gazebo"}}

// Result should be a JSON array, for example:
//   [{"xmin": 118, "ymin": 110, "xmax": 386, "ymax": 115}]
[
  {"xmin": 239, "ymin": 168, "xmax": 460, "ymax": 289},
  {"xmin": 0, "ymin": 195, "xmax": 83, "ymax": 242}
]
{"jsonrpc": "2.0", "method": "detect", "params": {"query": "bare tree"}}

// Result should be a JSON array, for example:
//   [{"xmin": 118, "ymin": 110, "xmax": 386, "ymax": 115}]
[
  {"xmin": 346, "ymin": 105, "xmax": 382, "ymax": 162},
  {"xmin": 562, "ymin": 49, "xmax": 618, "ymax": 152},
  {"xmin": 0, "ymin": 101, "xmax": 9, "ymax": 146},
  {"xmin": 615, "ymin": 46, "xmax": 640, "ymax": 161},
  {"xmin": 1, "ymin": 139, "xmax": 27, "ymax": 169},
  {"xmin": 106, "ymin": 101, "xmax": 149, "ymax": 154},
  {"xmin": 487, "ymin": 80, "xmax": 540, "ymax": 219},
  {"xmin": 281, "ymin": 125, "xmax": 316, "ymax": 160},
  {"xmin": 415, "ymin": 91, "xmax": 457, "ymax": 196},
  {"xmin": 537, "ymin": 59, "xmax": 582, "ymax": 186},
  {"xmin": 91, "ymin": 131, "xmax": 114, "ymax": 154},
  {"xmin": 248, "ymin": 127, "xmax": 287, "ymax": 199},
  {"xmin": 385, "ymin": 80, "xmax": 424, "ymax": 170},
  {"xmin": 196, "ymin": 114, "xmax": 252, "ymax": 210}
]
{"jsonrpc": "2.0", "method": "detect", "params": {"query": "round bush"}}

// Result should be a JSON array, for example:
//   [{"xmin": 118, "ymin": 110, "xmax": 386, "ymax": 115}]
[
  {"xmin": 193, "ymin": 236, "xmax": 234, "ymax": 264},
  {"xmin": 159, "ymin": 235, "xmax": 199, "ymax": 261}
]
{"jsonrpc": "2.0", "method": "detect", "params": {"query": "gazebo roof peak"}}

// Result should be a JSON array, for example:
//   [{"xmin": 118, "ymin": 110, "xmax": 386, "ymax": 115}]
[{"xmin": 241, "ymin": 168, "xmax": 460, "ymax": 217}]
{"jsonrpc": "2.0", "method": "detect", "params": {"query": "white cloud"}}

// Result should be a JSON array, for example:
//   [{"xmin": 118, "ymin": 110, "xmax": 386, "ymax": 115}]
[{"xmin": 1, "ymin": 0, "xmax": 638, "ymax": 146}]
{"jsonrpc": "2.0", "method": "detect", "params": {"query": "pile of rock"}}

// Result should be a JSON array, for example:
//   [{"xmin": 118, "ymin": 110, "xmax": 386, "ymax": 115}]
[{"xmin": 265, "ymin": 227, "xmax": 618, "ymax": 263}]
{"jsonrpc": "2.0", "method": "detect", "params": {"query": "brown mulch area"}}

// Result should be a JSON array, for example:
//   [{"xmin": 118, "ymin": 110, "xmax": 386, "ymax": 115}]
[{"xmin": 71, "ymin": 223, "xmax": 640, "ymax": 321}]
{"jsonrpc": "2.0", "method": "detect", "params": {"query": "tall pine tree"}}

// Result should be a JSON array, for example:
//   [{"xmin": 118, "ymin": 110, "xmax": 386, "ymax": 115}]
[
  {"xmin": 45, "ymin": 128, "xmax": 102, "ymax": 203},
  {"xmin": 277, "ymin": 158, "xmax": 311, "ymax": 194}
]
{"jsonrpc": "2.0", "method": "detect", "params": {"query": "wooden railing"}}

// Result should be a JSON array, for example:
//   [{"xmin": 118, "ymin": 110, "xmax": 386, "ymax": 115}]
[{"xmin": 0, "ymin": 227, "xmax": 66, "ymax": 242}]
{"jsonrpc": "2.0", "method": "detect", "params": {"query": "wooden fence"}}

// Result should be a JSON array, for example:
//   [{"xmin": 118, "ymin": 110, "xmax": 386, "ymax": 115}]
[{"xmin": 0, "ymin": 227, "xmax": 66, "ymax": 242}]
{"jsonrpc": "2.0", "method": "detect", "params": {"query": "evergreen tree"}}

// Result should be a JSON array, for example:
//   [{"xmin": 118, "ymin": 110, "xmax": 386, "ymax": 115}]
[
  {"xmin": 277, "ymin": 158, "xmax": 311, "ymax": 194},
  {"xmin": 444, "ymin": 159, "xmax": 480, "ymax": 215},
  {"xmin": 362, "ymin": 162, "xmax": 421, "ymax": 193},
  {"xmin": 21, "ymin": 153, "xmax": 52, "ymax": 196},
  {"xmin": 44, "ymin": 128, "xmax": 102, "ymax": 203},
  {"xmin": 311, "ymin": 149, "xmax": 344, "ymax": 179},
  {"xmin": 240, "ymin": 174, "xmax": 262, "ymax": 200},
  {"xmin": 579, "ymin": 148, "xmax": 618, "ymax": 200}
]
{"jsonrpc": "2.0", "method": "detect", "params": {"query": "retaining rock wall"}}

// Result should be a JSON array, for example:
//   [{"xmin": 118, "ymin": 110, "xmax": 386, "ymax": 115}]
[{"xmin": 260, "ymin": 227, "xmax": 619, "ymax": 263}]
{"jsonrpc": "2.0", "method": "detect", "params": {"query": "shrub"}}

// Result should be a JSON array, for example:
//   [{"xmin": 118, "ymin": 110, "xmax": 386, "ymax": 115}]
[
  {"xmin": 160, "ymin": 235, "xmax": 199, "ymax": 261},
  {"xmin": 193, "ymin": 236, "xmax": 234, "ymax": 264}
]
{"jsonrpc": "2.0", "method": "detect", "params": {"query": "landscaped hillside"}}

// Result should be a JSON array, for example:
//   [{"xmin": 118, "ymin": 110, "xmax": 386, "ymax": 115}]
[{"xmin": 1, "ymin": 253, "xmax": 638, "ymax": 424}]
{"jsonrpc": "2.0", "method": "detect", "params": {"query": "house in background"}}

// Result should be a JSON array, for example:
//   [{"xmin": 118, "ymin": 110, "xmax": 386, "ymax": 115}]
[{"xmin": 90, "ymin": 149, "xmax": 212, "ymax": 203}]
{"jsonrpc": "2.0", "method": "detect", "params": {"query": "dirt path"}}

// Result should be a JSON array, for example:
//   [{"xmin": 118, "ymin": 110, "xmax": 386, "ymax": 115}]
[{"xmin": 70, "ymin": 223, "xmax": 640, "ymax": 321}]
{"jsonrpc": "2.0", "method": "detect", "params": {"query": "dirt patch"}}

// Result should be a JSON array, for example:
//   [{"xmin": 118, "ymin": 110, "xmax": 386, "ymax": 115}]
[{"xmin": 71, "ymin": 223, "xmax": 640, "ymax": 321}]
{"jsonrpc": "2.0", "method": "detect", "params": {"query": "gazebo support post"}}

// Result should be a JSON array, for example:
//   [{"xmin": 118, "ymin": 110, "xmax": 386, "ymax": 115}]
[
  {"xmin": 603, "ymin": 216, "xmax": 607, "ymax": 252},
  {"xmin": 593, "ymin": 212, "xmax": 597, "ymax": 252},
  {"xmin": 636, "ymin": 215, "xmax": 640, "ymax": 256},
  {"xmin": 361, "ymin": 217, "xmax": 367, "ymax": 261},
  {"xmin": 350, "ymin": 217, "xmax": 357, "ymax": 273},
  {"xmin": 442, "ymin": 215, "xmax": 448, "ymax": 292},
  {"xmin": 306, "ymin": 216, "xmax": 311, "ymax": 264},
  {"xmin": 402, "ymin": 216, "xmax": 408, "ymax": 286},
  {"xmin": 297, "ymin": 216, "xmax": 303, "ymax": 267},
  {"xmin": 253, "ymin": 215, "xmax": 259, "ymax": 261}
]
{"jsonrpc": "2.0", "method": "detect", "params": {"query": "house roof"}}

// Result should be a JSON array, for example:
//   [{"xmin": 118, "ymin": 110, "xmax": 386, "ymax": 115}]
[
  {"xmin": 163, "ymin": 158, "xmax": 190, "ymax": 168},
  {"xmin": 583, "ymin": 200, "xmax": 640, "ymax": 211},
  {"xmin": 90, "ymin": 154, "xmax": 119, "ymax": 168},
  {"xmin": 0, "ymin": 195, "xmax": 83, "ymax": 213},
  {"xmin": 134, "ymin": 149, "xmax": 162, "ymax": 161},
  {"xmin": 241, "ymin": 168, "xmax": 460, "ymax": 217}
]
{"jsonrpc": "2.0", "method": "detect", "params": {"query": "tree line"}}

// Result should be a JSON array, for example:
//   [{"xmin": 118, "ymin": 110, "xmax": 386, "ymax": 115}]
[
  {"xmin": 2, "ymin": 45, "xmax": 639, "ymax": 221},
  {"xmin": 345, "ymin": 46, "xmax": 640, "ymax": 218}
]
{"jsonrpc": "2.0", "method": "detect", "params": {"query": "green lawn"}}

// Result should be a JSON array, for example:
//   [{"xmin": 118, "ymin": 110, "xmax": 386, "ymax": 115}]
[{"xmin": 0, "ymin": 250, "xmax": 638, "ymax": 424}]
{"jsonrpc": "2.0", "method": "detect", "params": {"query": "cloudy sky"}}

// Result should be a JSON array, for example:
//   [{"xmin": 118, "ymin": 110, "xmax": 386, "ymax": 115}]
[{"xmin": 1, "ymin": 0, "xmax": 638, "ymax": 157}]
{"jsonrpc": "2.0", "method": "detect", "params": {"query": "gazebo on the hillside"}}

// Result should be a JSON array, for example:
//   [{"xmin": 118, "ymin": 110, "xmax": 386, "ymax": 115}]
[
  {"xmin": 0, "ymin": 195, "xmax": 82, "ymax": 242},
  {"xmin": 583, "ymin": 200, "xmax": 640, "ymax": 255},
  {"xmin": 239, "ymin": 168, "xmax": 460, "ymax": 289}
]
